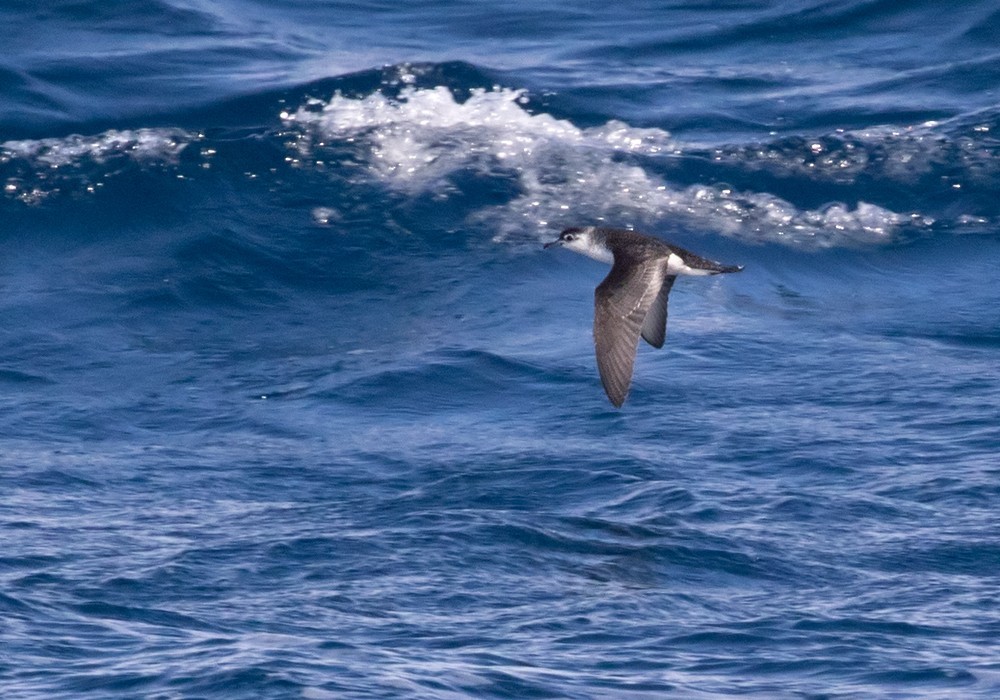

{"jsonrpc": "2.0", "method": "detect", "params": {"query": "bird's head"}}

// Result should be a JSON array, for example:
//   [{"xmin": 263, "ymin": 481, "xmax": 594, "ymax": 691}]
[
  {"xmin": 544, "ymin": 226, "xmax": 589, "ymax": 251},
  {"xmin": 543, "ymin": 226, "xmax": 612, "ymax": 263}
]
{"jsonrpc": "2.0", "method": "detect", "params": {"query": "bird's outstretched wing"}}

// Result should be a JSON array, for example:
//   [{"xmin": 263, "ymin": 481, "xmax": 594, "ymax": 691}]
[
  {"xmin": 594, "ymin": 256, "xmax": 667, "ymax": 407},
  {"xmin": 640, "ymin": 275, "xmax": 675, "ymax": 349}
]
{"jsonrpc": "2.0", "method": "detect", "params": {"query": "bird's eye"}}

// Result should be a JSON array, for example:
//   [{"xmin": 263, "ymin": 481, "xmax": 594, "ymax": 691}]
[{"xmin": 563, "ymin": 234, "xmax": 575, "ymax": 241}]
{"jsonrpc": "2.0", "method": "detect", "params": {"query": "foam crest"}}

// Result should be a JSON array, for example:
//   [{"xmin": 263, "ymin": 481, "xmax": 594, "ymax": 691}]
[
  {"xmin": 2, "ymin": 128, "xmax": 192, "ymax": 167},
  {"xmin": 714, "ymin": 119, "xmax": 1000, "ymax": 187},
  {"xmin": 284, "ymin": 87, "xmax": 907, "ymax": 248},
  {"xmin": 2, "ymin": 128, "xmax": 194, "ymax": 204},
  {"xmin": 284, "ymin": 86, "xmax": 672, "ymax": 184}
]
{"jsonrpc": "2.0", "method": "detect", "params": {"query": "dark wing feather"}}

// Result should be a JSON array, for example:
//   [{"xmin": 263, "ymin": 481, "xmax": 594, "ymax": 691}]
[
  {"xmin": 640, "ymin": 275, "xmax": 675, "ymax": 349},
  {"xmin": 594, "ymin": 257, "xmax": 666, "ymax": 407}
]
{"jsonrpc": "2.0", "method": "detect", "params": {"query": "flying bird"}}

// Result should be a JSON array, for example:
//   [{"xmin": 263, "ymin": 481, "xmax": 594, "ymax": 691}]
[{"xmin": 544, "ymin": 226, "xmax": 743, "ymax": 407}]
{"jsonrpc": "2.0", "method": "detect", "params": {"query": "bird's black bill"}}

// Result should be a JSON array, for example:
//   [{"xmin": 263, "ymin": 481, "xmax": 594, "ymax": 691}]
[{"xmin": 543, "ymin": 239, "xmax": 562, "ymax": 249}]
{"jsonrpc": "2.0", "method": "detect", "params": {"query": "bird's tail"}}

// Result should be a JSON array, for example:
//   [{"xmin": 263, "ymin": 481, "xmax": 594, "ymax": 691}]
[{"xmin": 714, "ymin": 263, "xmax": 744, "ymax": 274}]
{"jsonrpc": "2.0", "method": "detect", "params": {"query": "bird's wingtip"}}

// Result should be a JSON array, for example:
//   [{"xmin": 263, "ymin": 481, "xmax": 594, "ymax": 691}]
[{"xmin": 604, "ymin": 388, "xmax": 628, "ymax": 408}]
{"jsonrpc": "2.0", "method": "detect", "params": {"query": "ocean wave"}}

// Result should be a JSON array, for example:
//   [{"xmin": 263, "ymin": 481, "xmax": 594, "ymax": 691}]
[
  {"xmin": 1, "ymin": 127, "xmax": 195, "ymax": 204},
  {"xmin": 4, "ymin": 62, "xmax": 997, "ymax": 248},
  {"xmin": 282, "ymin": 79, "xmax": 921, "ymax": 247},
  {"xmin": 712, "ymin": 111, "xmax": 1000, "ymax": 193},
  {"xmin": 2, "ymin": 128, "xmax": 192, "ymax": 166}
]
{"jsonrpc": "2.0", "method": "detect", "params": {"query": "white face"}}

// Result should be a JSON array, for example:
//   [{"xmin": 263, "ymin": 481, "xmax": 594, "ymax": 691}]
[
  {"xmin": 553, "ymin": 227, "xmax": 613, "ymax": 264},
  {"xmin": 557, "ymin": 227, "xmax": 591, "ymax": 251}
]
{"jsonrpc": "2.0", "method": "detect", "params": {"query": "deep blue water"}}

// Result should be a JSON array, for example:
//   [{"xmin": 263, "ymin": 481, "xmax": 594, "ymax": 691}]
[{"xmin": 3, "ymin": 1, "xmax": 1000, "ymax": 697}]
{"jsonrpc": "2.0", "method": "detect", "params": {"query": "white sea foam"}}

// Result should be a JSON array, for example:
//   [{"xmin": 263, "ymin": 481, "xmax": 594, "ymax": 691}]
[
  {"xmin": 2, "ymin": 128, "xmax": 193, "ymax": 167},
  {"xmin": 284, "ymin": 86, "xmax": 908, "ymax": 248},
  {"xmin": 2, "ymin": 128, "xmax": 195, "ymax": 204}
]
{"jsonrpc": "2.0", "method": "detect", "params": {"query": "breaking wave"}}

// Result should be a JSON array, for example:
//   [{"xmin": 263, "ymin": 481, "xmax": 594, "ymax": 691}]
[
  {"xmin": 4, "ymin": 63, "xmax": 998, "ymax": 248},
  {"xmin": 282, "ymin": 74, "xmax": 998, "ymax": 247}
]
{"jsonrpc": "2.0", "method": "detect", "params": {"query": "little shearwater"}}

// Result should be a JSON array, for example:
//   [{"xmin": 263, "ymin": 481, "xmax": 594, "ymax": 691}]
[{"xmin": 544, "ymin": 226, "xmax": 743, "ymax": 408}]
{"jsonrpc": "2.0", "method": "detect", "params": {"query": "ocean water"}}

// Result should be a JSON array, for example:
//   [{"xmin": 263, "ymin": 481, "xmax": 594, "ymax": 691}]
[{"xmin": 3, "ymin": 1, "xmax": 1000, "ymax": 697}]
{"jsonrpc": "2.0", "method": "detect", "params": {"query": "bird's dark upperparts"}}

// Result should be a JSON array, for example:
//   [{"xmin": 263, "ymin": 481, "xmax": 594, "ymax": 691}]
[{"xmin": 544, "ymin": 226, "xmax": 743, "ymax": 407}]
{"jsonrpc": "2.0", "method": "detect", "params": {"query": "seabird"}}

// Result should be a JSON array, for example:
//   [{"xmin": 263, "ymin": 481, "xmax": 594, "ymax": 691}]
[{"xmin": 544, "ymin": 226, "xmax": 743, "ymax": 407}]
